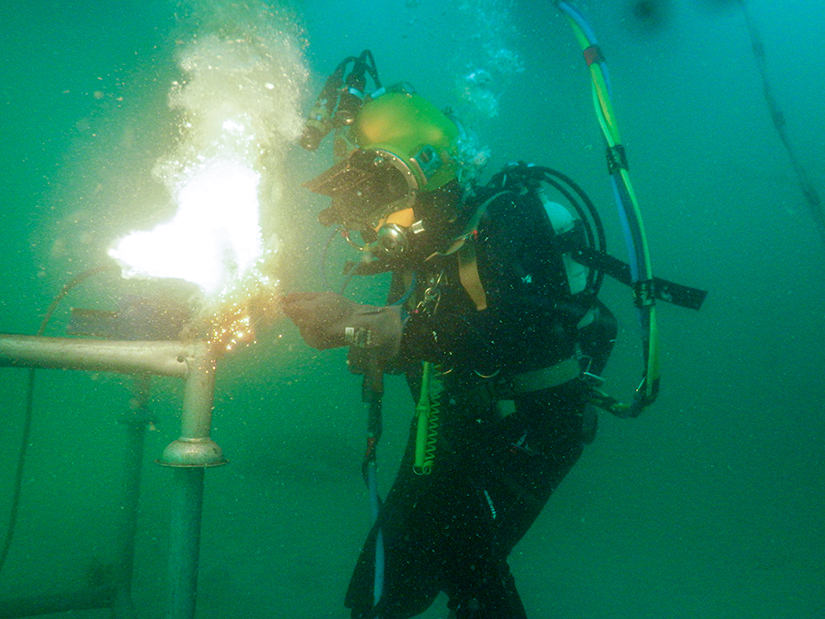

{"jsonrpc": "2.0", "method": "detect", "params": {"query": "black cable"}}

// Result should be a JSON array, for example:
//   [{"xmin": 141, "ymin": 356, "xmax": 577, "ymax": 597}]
[
  {"xmin": 738, "ymin": 0, "xmax": 825, "ymax": 248},
  {"xmin": 0, "ymin": 264, "xmax": 118, "ymax": 576}
]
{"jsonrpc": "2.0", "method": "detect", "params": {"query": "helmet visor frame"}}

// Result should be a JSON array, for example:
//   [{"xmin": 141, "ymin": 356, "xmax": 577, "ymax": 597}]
[{"xmin": 304, "ymin": 148, "xmax": 419, "ymax": 230}]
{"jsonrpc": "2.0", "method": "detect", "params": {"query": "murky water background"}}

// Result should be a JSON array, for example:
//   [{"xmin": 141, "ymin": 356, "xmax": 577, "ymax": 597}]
[{"xmin": 1, "ymin": 1, "xmax": 823, "ymax": 617}]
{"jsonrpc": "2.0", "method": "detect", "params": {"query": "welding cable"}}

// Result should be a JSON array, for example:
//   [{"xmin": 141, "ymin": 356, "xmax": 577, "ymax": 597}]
[
  {"xmin": 360, "ymin": 367, "xmax": 385, "ymax": 607},
  {"xmin": 0, "ymin": 264, "xmax": 118, "ymax": 575}
]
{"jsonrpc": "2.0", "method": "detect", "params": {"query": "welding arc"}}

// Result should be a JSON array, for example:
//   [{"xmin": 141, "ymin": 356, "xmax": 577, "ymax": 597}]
[{"xmin": 738, "ymin": 0, "xmax": 825, "ymax": 248}]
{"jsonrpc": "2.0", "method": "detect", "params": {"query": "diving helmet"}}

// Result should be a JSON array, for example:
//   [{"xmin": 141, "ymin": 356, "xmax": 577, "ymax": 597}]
[{"xmin": 304, "ymin": 90, "xmax": 461, "ymax": 254}]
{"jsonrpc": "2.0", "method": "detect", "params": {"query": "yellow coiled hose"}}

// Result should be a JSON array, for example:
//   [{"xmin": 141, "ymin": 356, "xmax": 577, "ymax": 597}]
[{"xmin": 414, "ymin": 361, "xmax": 443, "ymax": 475}]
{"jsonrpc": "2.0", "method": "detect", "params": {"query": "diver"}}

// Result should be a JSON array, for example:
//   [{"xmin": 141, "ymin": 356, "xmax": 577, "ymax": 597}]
[{"xmin": 280, "ymin": 54, "xmax": 620, "ymax": 618}]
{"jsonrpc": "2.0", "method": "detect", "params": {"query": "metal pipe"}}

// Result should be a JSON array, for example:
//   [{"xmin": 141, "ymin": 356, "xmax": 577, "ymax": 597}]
[
  {"xmin": 0, "ymin": 332, "xmax": 226, "ymax": 619},
  {"xmin": 0, "ymin": 335, "xmax": 190, "ymax": 377},
  {"xmin": 158, "ymin": 341, "xmax": 226, "ymax": 619},
  {"xmin": 111, "ymin": 375, "xmax": 152, "ymax": 619},
  {"xmin": 157, "ymin": 341, "xmax": 226, "ymax": 468},
  {"xmin": 0, "ymin": 586, "xmax": 114, "ymax": 618},
  {"xmin": 181, "ymin": 341, "xmax": 217, "ymax": 442},
  {"xmin": 165, "ymin": 467, "xmax": 205, "ymax": 619}
]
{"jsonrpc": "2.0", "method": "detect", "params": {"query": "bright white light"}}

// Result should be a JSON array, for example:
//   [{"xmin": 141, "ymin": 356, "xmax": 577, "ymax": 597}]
[
  {"xmin": 222, "ymin": 118, "xmax": 246, "ymax": 134},
  {"xmin": 109, "ymin": 158, "xmax": 263, "ymax": 297},
  {"xmin": 106, "ymin": 10, "xmax": 308, "ymax": 308}
]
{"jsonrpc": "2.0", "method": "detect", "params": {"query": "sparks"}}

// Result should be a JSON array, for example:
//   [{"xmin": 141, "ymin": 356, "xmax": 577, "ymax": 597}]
[{"xmin": 105, "ymin": 6, "xmax": 307, "ymax": 348}]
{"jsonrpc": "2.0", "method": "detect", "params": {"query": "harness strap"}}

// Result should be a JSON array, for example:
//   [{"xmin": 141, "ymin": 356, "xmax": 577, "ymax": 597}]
[
  {"xmin": 493, "ymin": 357, "xmax": 582, "ymax": 418},
  {"xmin": 509, "ymin": 357, "xmax": 582, "ymax": 394},
  {"xmin": 574, "ymin": 247, "xmax": 707, "ymax": 311},
  {"xmin": 444, "ymin": 190, "xmax": 509, "ymax": 310},
  {"xmin": 458, "ymin": 241, "xmax": 488, "ymax": 311}
]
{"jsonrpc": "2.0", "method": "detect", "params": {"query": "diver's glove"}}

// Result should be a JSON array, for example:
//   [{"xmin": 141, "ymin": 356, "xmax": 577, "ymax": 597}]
[{"xmin": 280, "ymin": 292, "xmax": 403, "ymax": 368}]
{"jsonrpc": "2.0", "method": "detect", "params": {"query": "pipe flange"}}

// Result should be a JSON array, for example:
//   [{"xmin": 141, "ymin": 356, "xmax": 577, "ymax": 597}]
[{"xmin": 157, "ymin": 437, "xmax": 227, "ymax": 467}]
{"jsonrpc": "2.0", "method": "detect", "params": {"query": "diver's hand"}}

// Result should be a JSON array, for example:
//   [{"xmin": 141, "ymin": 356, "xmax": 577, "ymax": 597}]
[
  {"xmin": 280, "ymin": 292, "xmax": 357, "ymax": 349},
  {"xmin": 281, "ymin": 292, "xmax": 402, "ymax": 364}
]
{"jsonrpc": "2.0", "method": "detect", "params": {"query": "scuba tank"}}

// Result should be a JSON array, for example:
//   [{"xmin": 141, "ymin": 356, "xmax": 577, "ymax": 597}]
[
  {"xmin": 532, "ymin": 181, "xmax": 617, "ymax": 378},
  {"xmin": 536, "ymin": 186, "xmax": 589, "ymax": 297},
  {"xmin": 487, "ymin": 162, "xmax": 606, "ymax": 304}
]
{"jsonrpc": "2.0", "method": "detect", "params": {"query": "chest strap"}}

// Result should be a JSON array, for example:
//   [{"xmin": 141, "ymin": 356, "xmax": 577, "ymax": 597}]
[{"xmin": 428, "ymin": 191, "xmax": 508, "ymax": 312}]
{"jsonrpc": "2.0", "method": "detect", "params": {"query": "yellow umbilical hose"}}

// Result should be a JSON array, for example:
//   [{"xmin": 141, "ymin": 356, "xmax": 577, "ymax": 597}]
[
  {"xmin": 561, "ymin": 3, "xmax": 661, "ymax": 409},
  {"xmin": 414, "ymin": 361, "xmax": 443, "ymax": 475}
]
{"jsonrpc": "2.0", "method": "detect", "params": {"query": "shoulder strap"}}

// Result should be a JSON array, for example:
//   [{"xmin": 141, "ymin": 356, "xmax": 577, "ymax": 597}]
[
  {"xmin": 427, "ymin": 191, "xmax": 509, "ymax": 259},
  {"xmin": 458, "ymin": 240, "xmax": 488, "ymax": 311},
  {"xmin": 448, "ymin": 190, "xmax": 511, "ymax": 311}
]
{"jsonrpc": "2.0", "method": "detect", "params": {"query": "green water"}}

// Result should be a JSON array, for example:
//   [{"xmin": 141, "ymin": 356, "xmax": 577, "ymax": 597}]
[{"xmin": 1, "ymin": 1, "xmax": 823, "ymax": 617}]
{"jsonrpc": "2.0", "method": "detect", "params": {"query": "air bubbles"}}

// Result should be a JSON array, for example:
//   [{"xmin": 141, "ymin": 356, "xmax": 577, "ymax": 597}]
[{"xmin": 109, "ymin": 0, "xmax": 308, "ymax": 318}]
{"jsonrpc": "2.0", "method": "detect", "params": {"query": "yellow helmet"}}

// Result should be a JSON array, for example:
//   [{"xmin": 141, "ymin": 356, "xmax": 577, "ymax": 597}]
[
  {"xmin": 305, "ymin": 90, "xmax": 461, "ymax": 232},
  {"xmin": 352, "ymin": 91, "xmax": 460, "ymax": 192}
]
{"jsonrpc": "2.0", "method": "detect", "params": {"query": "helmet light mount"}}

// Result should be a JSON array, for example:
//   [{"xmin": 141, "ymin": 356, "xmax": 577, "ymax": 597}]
[{"xmin": 299, "ymin": 50, "xmax": 380, "ymax": 152}]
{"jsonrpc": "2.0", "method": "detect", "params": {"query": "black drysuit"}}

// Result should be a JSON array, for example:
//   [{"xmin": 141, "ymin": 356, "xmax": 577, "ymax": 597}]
[{"xmin": 345, "ymin": 187, "xmax": 604, "ymax": 619}]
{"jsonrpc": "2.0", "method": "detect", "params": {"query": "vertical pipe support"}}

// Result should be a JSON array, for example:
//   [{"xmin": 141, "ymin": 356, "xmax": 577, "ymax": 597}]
[
  {"xmin": 158, "ymin": 341, "xmax": 226, "ymax": 619},
  {"xmin": 158, "ymin": 340, "xmax": 226, "ymax": 468},
  {"xmin": 111, "ymin": 374, "xmax": 153, "ymax": 619}
]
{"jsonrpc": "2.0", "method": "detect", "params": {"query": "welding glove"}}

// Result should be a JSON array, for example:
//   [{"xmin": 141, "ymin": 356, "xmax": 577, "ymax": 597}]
[{"xmin": 280, "ymin": 292, "xmax": 403, "ymax": 370}]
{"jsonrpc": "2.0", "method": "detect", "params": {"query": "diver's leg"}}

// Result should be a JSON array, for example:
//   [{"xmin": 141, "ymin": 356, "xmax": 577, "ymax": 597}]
[
  {"xmin": 444, "ymin": 382, "xmax": 588, "ymax": 618},
  {"xmin": 345, "ymin": 516, "xmax": 443, "ymax": 619},
  {"xmin": 440, "ymin": 484, "xmax": 528, "ymax": 619}
]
